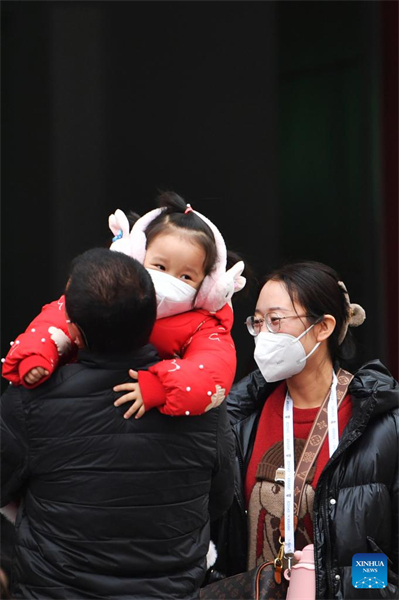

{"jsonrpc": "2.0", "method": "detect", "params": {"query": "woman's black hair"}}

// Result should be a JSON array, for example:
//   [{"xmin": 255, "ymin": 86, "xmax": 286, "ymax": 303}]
[
  {"xmin": 263, "ymin": 260, "xmax": 355, "ymax": 368},
  {"xmin": 129, "ymin": 191, "xmax": 218, "ymax": 277}
]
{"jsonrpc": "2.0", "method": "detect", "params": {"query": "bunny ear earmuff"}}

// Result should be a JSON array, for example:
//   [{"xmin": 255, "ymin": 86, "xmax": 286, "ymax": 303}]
[
  {"xmin": 108, "ymin": 205, "xmax": 246, "ymax": 312},
  {"xmin": 108, "ymin": 209, "xmax": 133, "ymax": 256},
  {"xmin": 108, "ymin": 208, "xmax": 165, "ymax": 262},
  {"xmin": 191, "ymin": 209, "xmax": 246, "ymax": 312},
  {"xmin": 128, "ymin": 207, "xmax": 165, "ymax": 264}
]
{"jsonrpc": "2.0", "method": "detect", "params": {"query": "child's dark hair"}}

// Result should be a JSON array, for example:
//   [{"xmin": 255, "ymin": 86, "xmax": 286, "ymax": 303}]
[
  {"xmin": 264, "ymin": 260, "xmax": 355, "ymax": 367},
  {"xmin": 65, "ymin": 248, "xmax": 156, "ymax": 354},
  {"xmin": 129, "ymin": 191, "xmax": 218, "ymax": 277}
]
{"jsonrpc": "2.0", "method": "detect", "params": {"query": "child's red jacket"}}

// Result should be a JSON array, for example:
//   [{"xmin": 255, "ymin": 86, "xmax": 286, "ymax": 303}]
[{"xmin": 2, "ymin": 296, "xmax": 236, "ymax": 416}]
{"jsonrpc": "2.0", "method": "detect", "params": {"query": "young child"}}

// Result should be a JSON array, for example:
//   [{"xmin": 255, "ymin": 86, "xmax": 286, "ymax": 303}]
[{"xmin": 2, "ymin": 192, "xmax": 246, "ymax": 418}]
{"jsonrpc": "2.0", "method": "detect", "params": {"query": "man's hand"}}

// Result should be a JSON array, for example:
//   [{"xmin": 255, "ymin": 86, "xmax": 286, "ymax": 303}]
[
  {"xmin": 113, "ymin": 370, "xmax": 146, "ymax": 419},
  {"xmin": 24, "ymin": 367, "xmax": 49, "ymax": 386}
]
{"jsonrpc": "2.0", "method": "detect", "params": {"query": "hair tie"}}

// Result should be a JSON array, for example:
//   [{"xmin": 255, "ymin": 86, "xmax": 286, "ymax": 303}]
[
  {"xmin": 184, "ymin": 204, "xmax": 193, "ymax": 214},
  {"xmin": 337, "ymin": 280, "xmax": 366, "ymax": 344},
  {"xmin": 112, "ymin": 229, "xmax": 123, "ymax": 243}
]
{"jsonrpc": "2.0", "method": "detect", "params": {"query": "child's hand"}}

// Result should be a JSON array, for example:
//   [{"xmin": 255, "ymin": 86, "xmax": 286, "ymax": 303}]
[
  {"xmin": 113, "ymin": 370, "xmax": 146, "ymax": 419},
  {"xmin": 24, "ymin": 367, "xmax": 49, "ymax": 386}
]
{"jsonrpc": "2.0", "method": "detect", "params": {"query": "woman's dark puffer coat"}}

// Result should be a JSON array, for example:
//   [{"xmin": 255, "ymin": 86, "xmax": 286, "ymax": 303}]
[
  {"xmin": 212, "ymin": 360, "xmax": 399, "ymax": 599},
  {"xmin": 1, "ymin": 347, "xmax": 235, "ymax": 600}
]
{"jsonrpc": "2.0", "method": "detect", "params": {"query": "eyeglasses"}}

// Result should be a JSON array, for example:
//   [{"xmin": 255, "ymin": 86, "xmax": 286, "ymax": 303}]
[{"xmin": 244, "ymin": 312, "xmax": 313, "ymax": 336}]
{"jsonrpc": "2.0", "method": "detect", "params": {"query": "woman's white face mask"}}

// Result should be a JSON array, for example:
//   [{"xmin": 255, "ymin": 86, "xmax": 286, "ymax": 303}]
[
  {"xmin": 253, "ymin": 323, "xmax": 321, "ymax": 382},
  {"xmin": 147, "ymin": 269, "xmax": 196, "ymax": 319}
]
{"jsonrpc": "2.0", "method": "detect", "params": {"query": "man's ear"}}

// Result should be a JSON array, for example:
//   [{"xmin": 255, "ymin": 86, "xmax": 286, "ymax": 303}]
[
  {"xmin": 65, "ymin": 310, "xmax": 85, "ymax": 348},
  {"xmin": 315, "ymin": 314, "xmax": 336, "ymax": 342}
]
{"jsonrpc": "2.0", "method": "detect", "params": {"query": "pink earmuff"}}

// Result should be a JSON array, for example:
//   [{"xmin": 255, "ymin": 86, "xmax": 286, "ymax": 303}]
[{"xmin": 109, "ymin": 206, "xmax": 246, "ymax": 312}]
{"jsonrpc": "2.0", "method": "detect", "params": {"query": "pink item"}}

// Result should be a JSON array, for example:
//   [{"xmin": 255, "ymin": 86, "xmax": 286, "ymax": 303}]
[
  {"xmin": 285, "ymin": 544, "xmax": 316, "ymax": 600},
  {"xmin": 108, "ymin": 207, "xmax": 246, "ymax": 313}
]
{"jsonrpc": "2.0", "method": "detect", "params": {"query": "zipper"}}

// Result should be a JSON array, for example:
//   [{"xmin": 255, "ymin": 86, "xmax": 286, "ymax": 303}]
[
  {"xmin": 233, "ymin": 428, "xmax": 246, "ymax": 514},
  {"xmin": 321, "ymin": 484, "xmax": 335, "ymax": 597},
  {"xmin": 315, "ymin": 425, "xmax": 365, "ymax": 598}
]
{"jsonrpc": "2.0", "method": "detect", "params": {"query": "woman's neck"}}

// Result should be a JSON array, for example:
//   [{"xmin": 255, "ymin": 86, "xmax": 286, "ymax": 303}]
[{"xmin": 287, "ymin": 359, "xmax": 334, "ymax": 408}]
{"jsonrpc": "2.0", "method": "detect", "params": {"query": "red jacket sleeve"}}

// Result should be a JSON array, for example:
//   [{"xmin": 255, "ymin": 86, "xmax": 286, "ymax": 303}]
[
  {"xmin": 139, "ymin": 307, "xmax": 237, "ymax": 416},
  {"xmin": 1, "ymin": 295, "xmax": 77, "ymax": 388}
]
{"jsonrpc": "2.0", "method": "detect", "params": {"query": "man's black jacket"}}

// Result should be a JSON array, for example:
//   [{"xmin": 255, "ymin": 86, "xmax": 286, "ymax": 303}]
[{"xmin": 1, "ymin": 345, "xmax": 235, "ymax": 599}]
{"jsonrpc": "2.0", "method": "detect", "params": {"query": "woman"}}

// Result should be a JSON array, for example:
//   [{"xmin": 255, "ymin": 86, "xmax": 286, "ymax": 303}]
[{"xmin": 212, "ymin": 260, "xmax": 398, "ymax": 599}]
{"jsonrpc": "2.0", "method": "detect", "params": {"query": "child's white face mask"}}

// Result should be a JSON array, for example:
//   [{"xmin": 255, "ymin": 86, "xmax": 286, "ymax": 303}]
[{"xmin": 147, "ymin": 269, "xmax": 196, "ymax": 319}]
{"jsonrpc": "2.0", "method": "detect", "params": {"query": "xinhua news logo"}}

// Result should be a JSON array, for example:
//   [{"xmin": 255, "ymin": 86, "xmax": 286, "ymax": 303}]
[{"xmin": 352, "ymin": 553, "xmax": 387, "ymax": 589}]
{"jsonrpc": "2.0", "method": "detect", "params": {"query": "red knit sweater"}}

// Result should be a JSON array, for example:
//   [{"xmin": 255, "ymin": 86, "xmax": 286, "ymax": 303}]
[{"xmin": 245, "ymin": 382, "xmax": 352, "ymax": 540}]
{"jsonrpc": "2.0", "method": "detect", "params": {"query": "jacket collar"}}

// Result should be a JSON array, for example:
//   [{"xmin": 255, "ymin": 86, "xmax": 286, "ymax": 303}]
[{"xmin": 342, "ymin": 359, "xmax": 399, "ymax": 438}]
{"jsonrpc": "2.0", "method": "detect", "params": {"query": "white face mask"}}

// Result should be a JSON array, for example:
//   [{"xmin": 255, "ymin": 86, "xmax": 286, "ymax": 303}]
[
  {"xmin": 147, "ymin": 269, "xmax": 196, "ymax": 319},
  {"xmin": 253, "ymin": 323, "xmax": 321, "ymax": 382}
]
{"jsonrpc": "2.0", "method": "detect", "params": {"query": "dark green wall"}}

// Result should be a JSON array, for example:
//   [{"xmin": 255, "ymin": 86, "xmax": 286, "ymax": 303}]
[{"xmin": 276, "ymin": 2, "xmax": 386, "ymax": 371}]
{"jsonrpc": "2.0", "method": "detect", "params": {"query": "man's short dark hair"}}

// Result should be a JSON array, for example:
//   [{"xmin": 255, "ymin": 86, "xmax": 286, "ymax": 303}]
[{"xmin": 65, "ymin": 248, "xmax": 156, "ymax": 353}]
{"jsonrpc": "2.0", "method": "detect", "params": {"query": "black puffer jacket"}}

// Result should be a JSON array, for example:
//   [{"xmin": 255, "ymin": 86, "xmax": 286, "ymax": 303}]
[
  {"xmin": 1, "ymin": 346, "xmax": 235, "ymax": 600},
  {"xmin": 212, "ymin": 360, "xmax": 399, "ymax": 599}
]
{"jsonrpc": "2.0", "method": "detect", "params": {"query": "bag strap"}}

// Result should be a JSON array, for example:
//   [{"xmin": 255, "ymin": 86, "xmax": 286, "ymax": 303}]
[
  {"xmin": 255, "ymin": 560, "xmax": 274, "ymax": 600},
  {"xmin": 293, "ymin": 368, "xmax": 353, "ymax": 516}
]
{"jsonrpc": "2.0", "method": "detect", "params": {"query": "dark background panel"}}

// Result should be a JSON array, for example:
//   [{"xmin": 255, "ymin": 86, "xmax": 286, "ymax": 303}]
[
  {"xmin": 1, "ymin": 1, "xmax": 398, "ymax": 395},
  {"xmin": 277, "ymin": 1, "xmax": 387, "ymax": 372},
  {"xmin": 1, "ymin": 4, "xmax": 53, "ymax": 332}
]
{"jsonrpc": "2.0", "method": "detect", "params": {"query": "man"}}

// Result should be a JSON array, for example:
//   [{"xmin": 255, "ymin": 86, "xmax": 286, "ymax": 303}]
[{"xmin": 1, "ymin": 248, "xmax": 234, "ymax": 599}]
